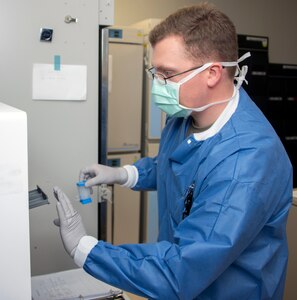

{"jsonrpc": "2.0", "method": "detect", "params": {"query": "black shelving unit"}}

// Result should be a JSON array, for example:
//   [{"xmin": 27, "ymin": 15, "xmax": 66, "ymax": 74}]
[
  {"xmin": 268, "ymin": 63, "xmax": 297, "ymax": 187},
  {"xmin": 237, "ymin": 34, "xmax": 269, "ymax": 112},
  {"xmin": 237, "ymin": 34, "xmax": 297, "ymax": 187}
]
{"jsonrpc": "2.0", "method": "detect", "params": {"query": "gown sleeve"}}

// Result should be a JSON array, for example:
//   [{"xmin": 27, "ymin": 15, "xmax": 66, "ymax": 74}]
[{"xmin": 131, "ymin": 156, "xmax": 158, "ymax": 191}]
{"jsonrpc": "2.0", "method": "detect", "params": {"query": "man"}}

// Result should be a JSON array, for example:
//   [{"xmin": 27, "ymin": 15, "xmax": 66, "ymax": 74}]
[{"xmin": 54, "ymin": 3, "xmax": 292, "ymax": 299}]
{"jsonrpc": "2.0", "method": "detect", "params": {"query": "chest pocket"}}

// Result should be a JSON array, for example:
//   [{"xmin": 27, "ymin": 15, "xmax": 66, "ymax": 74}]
[
  {"xmin": 171, "ymin": 195, "xmax": 185, "ymax": 225},
  {"xmin": 171, "ymin": 180, "xmax": 197, "ymax": 225}
]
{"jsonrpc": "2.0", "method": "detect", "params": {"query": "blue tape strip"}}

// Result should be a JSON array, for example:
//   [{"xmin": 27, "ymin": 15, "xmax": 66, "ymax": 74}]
[{"xmin": 54, "ymin": 55, "xmax": 61, "ymax": 71}]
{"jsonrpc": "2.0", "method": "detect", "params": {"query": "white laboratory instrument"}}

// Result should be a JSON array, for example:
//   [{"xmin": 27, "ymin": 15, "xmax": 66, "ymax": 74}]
[{"xmin": 0, "ymin": 103, "xmax": 31, "ymax": 299}]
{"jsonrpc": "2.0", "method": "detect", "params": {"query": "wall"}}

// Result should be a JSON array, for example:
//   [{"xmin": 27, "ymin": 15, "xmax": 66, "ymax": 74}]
[
  {"xmin": 0, "ymin": 0, "xmax": 99, "ymax": 275},
  {"xmin": 114, "ymin": 0, "xmax": 297, "ymax": 64}
]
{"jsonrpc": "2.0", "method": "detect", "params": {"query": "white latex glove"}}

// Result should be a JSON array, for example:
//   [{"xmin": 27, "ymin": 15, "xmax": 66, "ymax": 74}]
[
  {"xmin": 53, "ymin": 186, "xmax": 86, "ymax": 258},
  {"xmin": 79, "ymin": 164, "xmax": 128, "ymax": 187}
]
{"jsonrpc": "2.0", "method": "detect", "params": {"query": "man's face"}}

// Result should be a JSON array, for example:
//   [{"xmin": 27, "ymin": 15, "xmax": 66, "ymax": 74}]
[{"xmin": 151, "ymin": 35, "xmax": 209, "ymax": 108}]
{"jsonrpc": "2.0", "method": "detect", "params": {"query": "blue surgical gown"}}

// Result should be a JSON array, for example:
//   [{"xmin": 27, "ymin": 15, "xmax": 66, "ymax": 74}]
[{"xmin": 83, "ymin": 88, "xmax": 292, "ymax": 299}]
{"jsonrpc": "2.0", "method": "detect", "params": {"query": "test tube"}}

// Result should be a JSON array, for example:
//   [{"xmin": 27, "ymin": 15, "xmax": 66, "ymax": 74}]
[{"xmin": 76, "ymin": 180, "xmax": 92, "ymax": 204}]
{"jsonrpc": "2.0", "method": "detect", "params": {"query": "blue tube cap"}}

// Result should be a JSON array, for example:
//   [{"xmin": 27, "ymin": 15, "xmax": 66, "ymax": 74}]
[
  {"xmin": 77, "ymin": 180, "xmax": 87, "ymax": 187},
  {"xmin": 80, "ymin": 197, "xmax": 92, "ymax": 205}
]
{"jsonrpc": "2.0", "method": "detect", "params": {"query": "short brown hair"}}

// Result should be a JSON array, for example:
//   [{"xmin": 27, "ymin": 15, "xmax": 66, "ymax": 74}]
[{"xmin": 149, "ymin": 3, "xmax": 238, "ymax": 77}]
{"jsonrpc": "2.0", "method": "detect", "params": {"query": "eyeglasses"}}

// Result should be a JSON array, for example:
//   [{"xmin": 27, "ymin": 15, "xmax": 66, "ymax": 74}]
[{"xmin": 146, "ymin": 64, "xmax": 203, "ymax": 85}]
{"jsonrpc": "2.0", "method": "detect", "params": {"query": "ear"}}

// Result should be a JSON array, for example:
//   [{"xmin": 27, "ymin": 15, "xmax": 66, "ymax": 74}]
[{"xmin": 207, "ymin": 64, "xmax": 223, "ymax": 88}]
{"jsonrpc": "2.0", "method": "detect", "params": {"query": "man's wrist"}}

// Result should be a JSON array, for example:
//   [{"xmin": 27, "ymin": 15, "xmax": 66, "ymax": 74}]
[
  {"xmin": 74, "ymin": 236, "xmax": 98, "ymax": 267},
  {"xmin": 116, "ymin": 167, "xmax": 128, "ymax": 185}
]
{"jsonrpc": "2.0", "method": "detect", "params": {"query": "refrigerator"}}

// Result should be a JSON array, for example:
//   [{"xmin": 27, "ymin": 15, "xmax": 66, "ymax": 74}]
[
  {"xmin": 132, "ymin": 19, "xmax": 164, "ymax": 243},
  {"xmin": 102, "ymin": 26, "xmax": 144, "ymax": 244},
  {"xmin": 0, "ymin": 0, "xmax": 113, "ymax": 276}
]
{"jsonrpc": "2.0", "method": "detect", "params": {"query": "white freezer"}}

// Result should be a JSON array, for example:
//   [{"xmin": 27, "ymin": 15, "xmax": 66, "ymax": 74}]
[{"xmin": 0, "ymin": 103, "xmax": 31, "ymax": 299}]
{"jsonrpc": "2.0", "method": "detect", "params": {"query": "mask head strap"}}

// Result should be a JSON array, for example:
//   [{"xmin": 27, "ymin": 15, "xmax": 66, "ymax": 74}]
[
  {"xmin": 220, "ymin": 52, "xmax": 251, "ymax": 89},
  {"xmin": 178, "ymin": 62, "xmax": 213, "ymax": 85}
]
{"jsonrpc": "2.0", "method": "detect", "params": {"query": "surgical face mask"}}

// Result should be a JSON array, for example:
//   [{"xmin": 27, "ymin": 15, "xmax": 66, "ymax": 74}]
[{"xmin": 151, "ymin": 52, "xmax": 250, "ymax": 118}]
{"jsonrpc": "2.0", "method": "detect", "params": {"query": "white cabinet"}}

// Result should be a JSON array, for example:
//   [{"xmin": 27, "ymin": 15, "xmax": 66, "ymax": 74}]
[{"xmin": 0, "ymin": 103, "xmax": 31, "ymax": 299}]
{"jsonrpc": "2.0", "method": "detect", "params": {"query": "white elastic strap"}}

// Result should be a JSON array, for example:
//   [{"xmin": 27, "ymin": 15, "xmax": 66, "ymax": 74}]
[
  {"xmin": 221, "ymin": 52, "xmax": 251, "ymax": 89},
  {"xmin": 120, "ymin": 165, "xmax": 139, "ymax": 188},
  {"xmin": 179, "ymin": 62, "xmax": 213, "ymax": 84},
  {"xmin": 74, "ymin": 236, "xmax": 98, "ymax": 268},
  {"xmin": 238, "ymin": 52, "xmax": 251, "ymax": 63},
  {"xmin": 193, "ymin": 86, "xmax": 239, "ymax": 141},
  {"xmin": 235, "ymin": 65, "xmax": 249, "ymax": 89},
  {"xmin": 179, "ymin": 52, "xmax": 250, "ymax": 112},
  {"xmin": 235, "ymin": 52, "xmax": 251, "ymax": 88},
  {"xmin": 179, "ymin": 98, "xmax": 231, "ymax": 112},
  {"xmin": 179, "ymin": 52, "xmax": 251, "ymax": 86},
  {"xmin": 220, "ymin": 52, "xmax": 251, "ymax": 67}
]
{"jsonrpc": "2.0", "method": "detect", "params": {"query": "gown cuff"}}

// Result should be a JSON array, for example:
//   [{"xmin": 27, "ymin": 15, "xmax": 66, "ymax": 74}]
[
  {"xmin": 120, "ymin": 165, "xmax": 139, "ymax": 188},
  {"xmin": 74, "ymin": 236, "xmax": 98, "ymax": 268}
]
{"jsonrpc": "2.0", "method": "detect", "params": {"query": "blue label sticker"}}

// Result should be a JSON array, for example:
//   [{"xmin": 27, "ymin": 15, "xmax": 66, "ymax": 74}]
[
  {"xmin": 109, "ymin": 29, "xmax": 123, "ymax": 39},
  {"xmin": 54, "ymin": 55, "xmax": 61, "ymax": 71}
]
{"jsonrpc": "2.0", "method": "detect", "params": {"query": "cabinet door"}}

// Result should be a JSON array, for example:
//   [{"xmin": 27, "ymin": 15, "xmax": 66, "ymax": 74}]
[
  {"xmin": 107, "ymin": 153, "xmax": 141, "ymax": 244},
  {"xmin": 108, "ymin": 43, "xmax": 143, "ymax": 152}
]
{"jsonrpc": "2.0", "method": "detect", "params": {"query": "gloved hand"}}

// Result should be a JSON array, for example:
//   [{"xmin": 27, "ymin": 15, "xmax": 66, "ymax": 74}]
[
  {"xmin": 79, "ymin": 164, "xmax": 128, "ymax": 187},
  {"xmin": 53, "ymin": 186, "xmax": 86, "ymax": 258}
]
